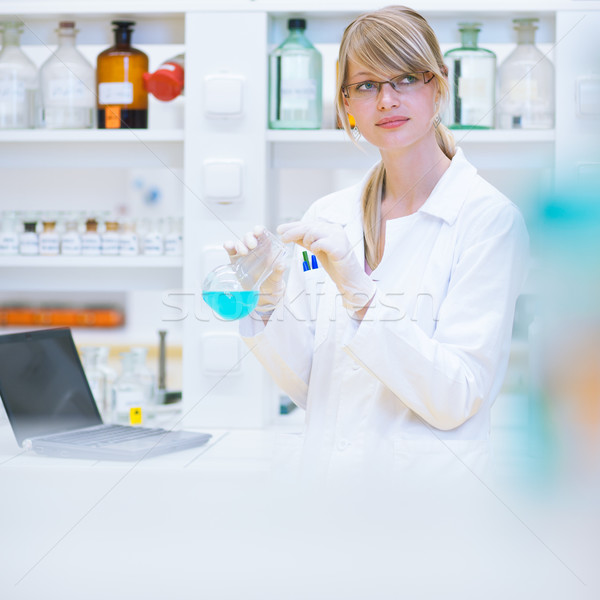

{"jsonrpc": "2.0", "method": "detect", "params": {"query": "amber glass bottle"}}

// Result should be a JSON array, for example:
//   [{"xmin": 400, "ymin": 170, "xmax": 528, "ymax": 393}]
[{"xmin": 97, "ymin": 21, "xmax": 148, "ymax": 129}]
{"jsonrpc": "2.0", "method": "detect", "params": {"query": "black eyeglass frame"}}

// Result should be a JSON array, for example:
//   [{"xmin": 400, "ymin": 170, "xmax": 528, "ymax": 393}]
[{"xmin": 342, "ymin": 71, "xmax": 435, "ymax": 99}]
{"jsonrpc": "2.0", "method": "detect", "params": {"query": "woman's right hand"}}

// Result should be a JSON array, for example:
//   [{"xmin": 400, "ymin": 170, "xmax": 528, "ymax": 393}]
[{"xmin": 223, "ymin": 226, "xmax": 286, "ymax": 315}]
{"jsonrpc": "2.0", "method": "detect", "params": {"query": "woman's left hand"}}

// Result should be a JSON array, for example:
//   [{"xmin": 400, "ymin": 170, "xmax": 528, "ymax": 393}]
[{"xmin": 277, "ymin": 220, "xmax": 376, "ymax": 314}]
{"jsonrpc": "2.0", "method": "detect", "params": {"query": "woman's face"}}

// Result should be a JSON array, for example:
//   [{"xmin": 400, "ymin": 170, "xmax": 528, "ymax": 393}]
[{"xmin": 343, "ymin": 58, "xmax": 439, "ymax": 152}]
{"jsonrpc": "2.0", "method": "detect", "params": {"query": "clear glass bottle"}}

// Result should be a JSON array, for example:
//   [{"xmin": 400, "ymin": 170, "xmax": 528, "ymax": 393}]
[
  {"xmin": 143, "ymin": 218, "xmax": 164, "ymax": 256},
  {"xmin": 97, "ymin": 21, "xmax": 148, "ymax": 129},
  {"xmin": 0, "ymin": 211, "xmax": 19, "ymax": 255},
  {"xmin": 101, "ymin": 220, "xmax": 120, "ymax": 255},
  {"xmin": 80, "ymin": 346, "xmax": 107, "ymax": 416},
  {"xmin": 164, "ymin": 216, "xmax": 183, "ymax": 256},
  {"xmin": 61, "ymin": 216, "xmax": 81, "ymax": 255},
  {"xmin": 143, "ymin": 53, "xmax": 185, "ymax": 101},
  {"xmin": 130, "ymin": 347, "xmax": 156, "ymax": 406},
  {"xmin": 112, "ymin": 352, "xmax": 146, "ymax": 424},
  {"xmin": 269, "ymin": 18, "xmax": 322, "ymax": 129},
  {"xmin": 444, "ymin": 23, "xmax": 496, "ymax": 129},
  {"xmin": 497, "ymin": 18, "xmax": 554, "ymax": 130},
  {"xmin": 19, "ymin": 220, "xmax": 38, "ymax": 255},
  {"xmin": 0, "ymin": 21, "xmax": 38, "ymax": 129},
  {"xmin": 39, "ymin": 219, "xmax": 60, "ymax": 255},
  {"xmin": 119, "ymin": 219, "xmax": 139, "ymax": 256},
  {"xmin": 81, "ymin": 218, "xmax": 101, "ymax": 255},
  {"xmin": 39, "ymin": 21, "xmax": 95, "ymax": 129}
]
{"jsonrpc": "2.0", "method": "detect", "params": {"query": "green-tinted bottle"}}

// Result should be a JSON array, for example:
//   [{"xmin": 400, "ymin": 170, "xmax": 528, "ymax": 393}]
[
  {"xmin": 269, "ymin": 19, "xmax": 322, "ymax": 129},
  {"xmin": 444, "ymin": 23, "xmax": 496, "ymax": 129}
]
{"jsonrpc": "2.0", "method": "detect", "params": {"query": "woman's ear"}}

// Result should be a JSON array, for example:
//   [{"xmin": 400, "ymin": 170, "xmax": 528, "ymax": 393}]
[{"xmin": 441, "ymin": 63, "xmax": 448, "ymax": 78}]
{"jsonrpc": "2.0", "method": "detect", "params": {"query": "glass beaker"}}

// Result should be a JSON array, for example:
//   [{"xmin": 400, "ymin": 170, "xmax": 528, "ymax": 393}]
[{"xmin": 202, "ymin": 229, "xmax": 287, "ymax": 320}]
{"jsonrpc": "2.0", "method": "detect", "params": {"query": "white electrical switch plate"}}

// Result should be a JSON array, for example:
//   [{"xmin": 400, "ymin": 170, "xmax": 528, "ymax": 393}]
[
  {"xmin": 203, "ymin": 160, "xmax": 243, "ymax": 203},
  {"xmin": 201, "ymin": 333, "xmax": 242, "ymax": 375},
  {"xmin": 204, "ymin": 74, "xmax": 244, "ymax": 118},
  {"xmin": 576, "ymin": 76, "xmax": 600, "ymax": 116}
]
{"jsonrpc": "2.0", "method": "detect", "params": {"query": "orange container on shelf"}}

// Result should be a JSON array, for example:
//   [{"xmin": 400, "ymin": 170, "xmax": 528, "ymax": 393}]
[{"xmin": 0, "ymin": 306, "xmax": 124, "ymax": 328}]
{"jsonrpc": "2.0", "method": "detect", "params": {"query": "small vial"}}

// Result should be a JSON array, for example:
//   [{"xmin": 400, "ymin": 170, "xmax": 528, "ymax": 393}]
[
  {"xmin": 0, "ymin": 212, "xmax": 19, "ymax": 255},
  {"xmin": 143, "ymin": 218, "xmax": 164, "ymax": 256},
  {"xmin": 101, "ymin": 221, "xmax": 120, "ymax": 255},
  {"xmin": 39, "ymin": 220, "xmax": 60, "ymax": 255},
  {"xmin": 61, "ymin": 219, "xmax": 81, "ymax": 255},
  {"xmin": 119, "ymin": 219, "xmax": 139, "ymax": 256},
  {"xmin": 164, "ymin": 216, "xmax": 183, "ymax": 256},
  {"xmin": 20, "ymin": 221, "xmax": 39, "ymax": 255},
  {"xmin": 81, "ymin": 218, "xmax": 101, "ymax": 255}
]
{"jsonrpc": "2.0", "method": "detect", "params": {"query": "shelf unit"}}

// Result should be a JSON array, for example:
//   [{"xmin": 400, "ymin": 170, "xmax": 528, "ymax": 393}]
[{"xmin": 1, "ymin": 1, "xmax": 599, "ymax": 429}]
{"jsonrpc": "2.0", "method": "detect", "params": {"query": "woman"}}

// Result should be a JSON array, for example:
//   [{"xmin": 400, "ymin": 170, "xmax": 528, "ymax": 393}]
[{"xmin": 225, "ymin": 6, "xmax": 529, "ymax": 480}]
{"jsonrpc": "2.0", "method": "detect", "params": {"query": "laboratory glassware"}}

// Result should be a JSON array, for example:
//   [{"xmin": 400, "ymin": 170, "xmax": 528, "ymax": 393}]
[
  {"xmin": 202, "ymin": 229, "xmax": 287, "ymax": 320},
  {"xmin": 39, "ymin": 21, "xmax": 95, "ymax": 129},
  {"xmin": 143, "ymin": 53, "xmax": 184, "ymax": 101},
  {"xmin": 19, "ymin": 220, "xmax": 38, "ymax": 255},
  {"xmin": 444, "ymin": 22, "xmax": 496, "ymax": 129},
  {"xmin": 130, "ymin": 347, "xmax": 157, "ymax": 406},
  {"xmin": 112, "ymin": 352, "xmax": 147, "ymax": 424},
  {"xmin": 39, "ymin": 220, "xmax": 59, "ymax": 255},
  {"xmin": 496, "ymin": 18, "xmax": 554, "ymax": 129},
  {"xmin": 81, "ymin": 218, "xmax": 101, "ymax": 255},
  {"xmin": 0, "ymin": 211, "xmax": 19, "ymax": 255},
  {"xmin": 97, "ymin": 21, "xmax": 148, "ymax": 129},
  {"xmin": 0, "ymin": 21, "xmax": 38, "ymax": 129},
  {"xmin": 269, "ymin": 18, "xmax": 322, "ymax": 129},
  {"xmin": 80, "ymin": 347, "xmax": 107, "ymax": 416}
]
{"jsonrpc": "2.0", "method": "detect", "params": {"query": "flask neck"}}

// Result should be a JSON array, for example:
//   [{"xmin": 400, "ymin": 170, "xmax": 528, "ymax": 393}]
[
  {"xmin": 57, "ymin": 29, "xmax": 77, "ymax": 47},
  {"xmin": 459, "ymin": 29, "xmax": 480, "ymax": 49},
  {"xmin": 114, "ymin": 28, "xmax": 133, "ymax": 48},
  {"xmin": 1, "ymin": 26, "xmax": 21, "ymax": 47},
  {"xmin": 516, "ymin": 28, "xmax": 536, "ymax": 45}
]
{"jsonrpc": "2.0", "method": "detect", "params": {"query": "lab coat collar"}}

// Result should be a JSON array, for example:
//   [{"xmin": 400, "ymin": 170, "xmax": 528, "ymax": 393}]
[{"xmin": 417, "ymin": 147, "xmax": 477, "ymax": 226}]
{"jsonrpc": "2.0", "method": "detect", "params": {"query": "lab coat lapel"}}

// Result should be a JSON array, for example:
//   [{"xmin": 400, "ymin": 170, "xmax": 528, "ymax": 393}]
[{"xmin": 344, "ymin": 203, "xmax": 365, "ymax": 268}]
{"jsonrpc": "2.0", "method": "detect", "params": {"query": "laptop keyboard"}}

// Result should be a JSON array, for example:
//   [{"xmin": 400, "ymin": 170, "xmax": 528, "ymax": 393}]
[{"xmin": 45, "ymin": 425, "xmax": 169, "ymax": 447}]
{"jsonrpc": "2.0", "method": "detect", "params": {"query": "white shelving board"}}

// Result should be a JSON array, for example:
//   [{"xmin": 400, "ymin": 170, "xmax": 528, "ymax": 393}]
[{"xmin": 0, "ymin": 256, "xmax": 183, "ymax": 291}]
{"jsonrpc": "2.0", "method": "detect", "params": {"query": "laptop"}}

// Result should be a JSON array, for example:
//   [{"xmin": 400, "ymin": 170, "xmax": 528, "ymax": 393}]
[{"xmin": 0, "ymin": 328, "xmax": 211, "ymax": 461}]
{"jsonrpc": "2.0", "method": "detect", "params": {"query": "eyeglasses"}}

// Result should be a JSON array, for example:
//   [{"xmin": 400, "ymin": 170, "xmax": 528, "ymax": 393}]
[{"xmin": 342, "ymin": 71, "xmax": 435, "ymax": 101}]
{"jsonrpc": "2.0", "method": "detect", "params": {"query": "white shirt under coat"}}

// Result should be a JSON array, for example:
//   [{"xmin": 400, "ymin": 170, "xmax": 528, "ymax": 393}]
[{"xmin": 240, "ymin": 148, "xmax": 529, "ymax": 479}]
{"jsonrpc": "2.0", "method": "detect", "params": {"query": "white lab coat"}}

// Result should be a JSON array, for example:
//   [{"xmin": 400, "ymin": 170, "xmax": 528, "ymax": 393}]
[{"xmin": 241, "ymin": 148, "xmax": 529, "ymax": 482}]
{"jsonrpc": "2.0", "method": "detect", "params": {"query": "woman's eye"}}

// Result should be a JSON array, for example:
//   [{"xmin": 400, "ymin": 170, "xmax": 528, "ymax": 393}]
[
  {"xmin": 356, "ymin": 81, "xmax": 377, "ymax": 92},
  {"xmin": 398, "ymin": 74, "xmax": 418, "ymax": 85}
]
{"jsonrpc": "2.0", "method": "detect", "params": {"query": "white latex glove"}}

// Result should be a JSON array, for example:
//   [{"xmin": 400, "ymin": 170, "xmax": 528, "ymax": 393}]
[
  {"xmin": 277, "ymin": 220, "xmax": 376, "ymax": 314},
  {"xmin": 223, "ymin": 226, "xmax": 286, "ymax": 314}
]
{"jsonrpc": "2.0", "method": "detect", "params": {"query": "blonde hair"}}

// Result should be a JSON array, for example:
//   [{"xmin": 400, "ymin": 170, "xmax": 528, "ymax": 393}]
[{"xmin": 336, "ymin": 6, "xmax": 456, "ymax": 270}]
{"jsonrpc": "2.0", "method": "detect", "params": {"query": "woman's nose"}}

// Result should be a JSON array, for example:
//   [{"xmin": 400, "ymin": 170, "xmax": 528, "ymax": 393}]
[{"xmin": 377, "ymin": 81, "xmax": 400, "ymax": 110}]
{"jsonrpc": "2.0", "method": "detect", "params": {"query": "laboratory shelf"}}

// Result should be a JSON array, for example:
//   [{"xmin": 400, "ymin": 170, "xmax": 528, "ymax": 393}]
[
  {"xmin": 266, "ymin": 129, "xmax": 556, "ymax": 143},
  {"xmin": 0, "ymin": 130, "xmax": 184, "ymax": 143},
  {"xmin": 0, "ymin": 255, "xmax": 182, "ymax": 267},
  {"xmin": 0, "ymin": 256, "xmax": 183, "ymax": 291}
]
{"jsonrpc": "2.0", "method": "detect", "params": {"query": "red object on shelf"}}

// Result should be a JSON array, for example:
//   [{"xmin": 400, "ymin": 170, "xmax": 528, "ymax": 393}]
[{"xmin": 143, "ymin": 56, "xmax": 184, "ymax": 101}]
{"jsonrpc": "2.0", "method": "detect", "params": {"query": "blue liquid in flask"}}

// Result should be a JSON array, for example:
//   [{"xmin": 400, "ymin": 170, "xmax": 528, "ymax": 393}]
[{"xmin": 202, "ymin": 290, "xmax": 259, "ymax": 320}]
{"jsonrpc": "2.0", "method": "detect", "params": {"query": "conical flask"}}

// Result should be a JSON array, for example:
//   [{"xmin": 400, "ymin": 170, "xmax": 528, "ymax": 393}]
[{"xmin": 202, "ymin": 229, "xmax": 287, "ymax": 320}]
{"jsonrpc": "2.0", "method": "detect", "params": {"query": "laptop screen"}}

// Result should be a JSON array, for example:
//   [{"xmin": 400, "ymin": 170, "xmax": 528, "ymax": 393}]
[{"xmin": 0, "ymin": 328, "xmax": 102, "ymax": 445}]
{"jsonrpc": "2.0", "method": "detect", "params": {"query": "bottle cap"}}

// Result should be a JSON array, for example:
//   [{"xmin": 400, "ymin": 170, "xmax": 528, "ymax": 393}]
[
  {"xmin": 59, "ymin": 21, "xmax": 75, "ymax": 29},
  {"xmin": 112, "ymin": 20, "xmax": 136, "ymax": 29},
  {"xmin": 143, "ymin": 62, "xmax": 184, "ymax": 101},
  {"xmin": 288, "ymin": 18, "xmax": 306, "ymax": 30}
]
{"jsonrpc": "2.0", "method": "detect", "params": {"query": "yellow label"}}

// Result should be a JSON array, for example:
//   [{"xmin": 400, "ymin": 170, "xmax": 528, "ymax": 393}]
[
  {"xmin": 129, "ymin": 407, "xmax": 142, "ymax": 425},
  {"xmin": 105, "ymin": 106, "xmax": 121, "ymax": 129}
]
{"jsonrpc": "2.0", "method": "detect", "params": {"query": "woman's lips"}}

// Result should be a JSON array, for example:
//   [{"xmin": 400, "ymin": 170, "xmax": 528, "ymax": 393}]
[{"xmin": 376, "ymin": 117, "xmax": 409, "ymax": 129}]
